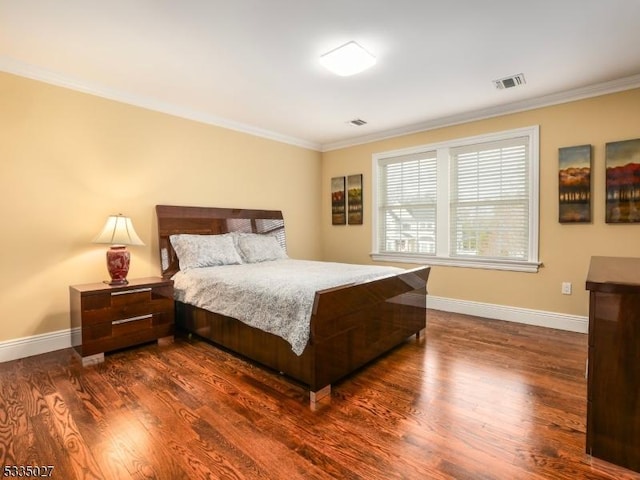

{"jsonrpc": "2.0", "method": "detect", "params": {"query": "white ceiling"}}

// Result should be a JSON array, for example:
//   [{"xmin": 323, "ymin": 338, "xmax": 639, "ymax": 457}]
[{"xmin": 2, "ymin": 0, "xmax": 640, "ymax": 151}]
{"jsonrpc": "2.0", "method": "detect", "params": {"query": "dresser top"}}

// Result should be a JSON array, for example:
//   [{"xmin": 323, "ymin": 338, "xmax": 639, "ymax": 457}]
[{"xmin": 586, "ymin": 256, "xmax": 640, "ymax": 292}]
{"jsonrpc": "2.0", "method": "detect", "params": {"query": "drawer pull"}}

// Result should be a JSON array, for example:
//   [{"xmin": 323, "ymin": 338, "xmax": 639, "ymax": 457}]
[
  {"xmin": 112, "ymin": 314, "xmax": 153, "ymax": 325},
  {"xmin": 111, "ymin": 288, "xmax": 152, "ymax": 296}
]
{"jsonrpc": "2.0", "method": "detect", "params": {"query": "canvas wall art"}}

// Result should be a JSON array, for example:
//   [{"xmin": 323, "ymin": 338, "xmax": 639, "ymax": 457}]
[
  {"xmin": 606, "ymin": 138, "xmax": 640, "ymax": 223},
  {"xmin": 558, "ymin": 145, "xmax": 591, "ymax": 223},
  {"xmin": 331, "ymin": 176, "xmax": 346, "ymax": 225},
  {"xmin": 347, "ymin": 174, "xmax": 363, "ymax": 225}
]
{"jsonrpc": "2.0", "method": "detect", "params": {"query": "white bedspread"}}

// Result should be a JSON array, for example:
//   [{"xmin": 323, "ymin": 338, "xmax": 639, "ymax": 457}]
[{"xmin": 172, "ymin": 259, "xmax": 402, "ymax": 355}]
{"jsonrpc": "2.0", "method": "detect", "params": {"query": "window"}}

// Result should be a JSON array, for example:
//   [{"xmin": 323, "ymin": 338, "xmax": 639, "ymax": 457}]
[
  {"xmin": 378, "ymin": 151, "xmax": 437, "ymax": 255},
  {"xmin": 372, "ymin": 126, "xmax": 540, "ymax": 272}
]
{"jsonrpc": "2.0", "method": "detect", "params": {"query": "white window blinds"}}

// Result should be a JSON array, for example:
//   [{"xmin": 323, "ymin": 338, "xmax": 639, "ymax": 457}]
[
  {"xmin": 450, "ymin": 137, "xmax": 529, "ymax": 260},
  {"xmin": 378, "ymin": 151, "xmax": 437, "ymax": 255}
]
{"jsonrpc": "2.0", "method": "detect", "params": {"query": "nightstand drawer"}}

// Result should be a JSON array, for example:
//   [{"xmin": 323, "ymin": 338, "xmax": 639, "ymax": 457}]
[
  {"xmin": 83, "ymin": 287, "xmax": 152, "ymax": 310},
  {"xmin": 83, "ymin": 313, "xmax": 151, "ymax": 341},
  {"xmin": 80, "ymin": 285, "xmax": 173, "ymax": 325},
  {"xmin": 82, "ymin": 311, "xmax": 172, "ymax": 339}
]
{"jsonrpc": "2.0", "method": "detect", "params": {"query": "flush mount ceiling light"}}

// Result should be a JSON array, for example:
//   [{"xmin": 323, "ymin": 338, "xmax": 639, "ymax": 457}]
[{"xmin": 319, "ymin": 41, "xmax": 376, "ymax": 77}]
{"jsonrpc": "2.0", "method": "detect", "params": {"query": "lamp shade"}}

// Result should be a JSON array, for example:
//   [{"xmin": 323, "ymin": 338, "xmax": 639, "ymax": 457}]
[{"xmin": 92, "ymin": 214, "xmax": 144, "ymax": 246}]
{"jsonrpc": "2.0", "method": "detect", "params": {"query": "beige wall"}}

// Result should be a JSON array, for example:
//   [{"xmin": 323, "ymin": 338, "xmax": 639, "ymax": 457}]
[
  {"xmin": 2, "ymin": 70, "xmax": 639, "ymax": 346},
  {"xmin": 322, "ymin": 88, "xmax": 640, "ymax": 317},
  {"xmin": 0, "ymin": 72, "xmax": 322, "ymax": 343}
]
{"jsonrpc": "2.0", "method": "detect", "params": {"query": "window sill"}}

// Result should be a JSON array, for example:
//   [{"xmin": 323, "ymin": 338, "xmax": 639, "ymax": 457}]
[{"xmin": 370, "ymin": 253, "xmax": 541, "ymax": 273}]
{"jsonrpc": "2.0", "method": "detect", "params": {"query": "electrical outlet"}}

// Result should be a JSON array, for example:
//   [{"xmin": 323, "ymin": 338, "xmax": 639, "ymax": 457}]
[{"xmin": 561, "ymin": 282, "xmax": 572, "ymax": 295}]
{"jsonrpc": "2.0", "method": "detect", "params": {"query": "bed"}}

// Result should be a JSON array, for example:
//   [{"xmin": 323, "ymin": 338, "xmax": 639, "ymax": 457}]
[{"xmin": 156, "ymin": 205, "xmax": 430, "ymax": 406}]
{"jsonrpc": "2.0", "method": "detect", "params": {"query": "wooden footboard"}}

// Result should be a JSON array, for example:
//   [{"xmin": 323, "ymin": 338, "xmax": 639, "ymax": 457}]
[{"xmin": 309, "ymin": 266, "xmax": 430, "ymax": 393}]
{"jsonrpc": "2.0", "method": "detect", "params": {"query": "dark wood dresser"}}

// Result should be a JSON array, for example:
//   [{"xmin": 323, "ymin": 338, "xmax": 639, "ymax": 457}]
[
  {"xmin": 585, "ymin": 256, "xmax": 640, "ymax": 473},
  {"xmin": 70, "ymin": 277, "xmax": 175, "ymax": 366}
]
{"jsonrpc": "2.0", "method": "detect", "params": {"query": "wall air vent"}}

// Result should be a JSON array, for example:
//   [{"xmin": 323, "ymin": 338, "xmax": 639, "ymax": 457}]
[
  {"xmin": 494, "ymin": 73, "xmax": 526, "ymax": 89},
  {"xmin": 347, "ymin": 118, "xmax": 367, "ymax": 126}
]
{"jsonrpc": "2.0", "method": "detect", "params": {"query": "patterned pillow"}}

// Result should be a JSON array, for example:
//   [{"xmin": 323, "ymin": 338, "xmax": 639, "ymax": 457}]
[
  {"xmin": 170, "ymin": 233, "xmax": 243, "ymax": 270},
  {"xmin": 236, "ymin": 234, "xmax": 288, "ymax": 263}
]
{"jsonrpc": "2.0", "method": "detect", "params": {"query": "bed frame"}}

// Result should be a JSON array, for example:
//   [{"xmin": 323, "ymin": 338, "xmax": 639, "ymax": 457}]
[{"xmin": 156, "ymin": 205, "xmax": 430, "ymax": 406}]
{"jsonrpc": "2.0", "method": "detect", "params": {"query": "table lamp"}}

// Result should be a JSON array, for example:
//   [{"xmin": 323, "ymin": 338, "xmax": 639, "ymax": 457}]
[{"xmin": 92, "ymin": 214, "xmax": 145, "ymax": 285}]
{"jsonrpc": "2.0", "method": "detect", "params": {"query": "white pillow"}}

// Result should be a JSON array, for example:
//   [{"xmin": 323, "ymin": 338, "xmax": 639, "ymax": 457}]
[
  {"xmin": 170, "ymin": 233, "xmax": 243, "ymax": 270},
  {"xmin": 236, "ymin": 234, "xmax": 288, "ymax": 263}
]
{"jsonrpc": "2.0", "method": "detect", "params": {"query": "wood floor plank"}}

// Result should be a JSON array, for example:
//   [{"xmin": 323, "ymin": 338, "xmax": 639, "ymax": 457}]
[
  {"xmin": 196, "ymin": 404, "xmax": 335, "ymax": 480},
  {"xmin": 0, "ymin": 309, "xmax": 639, "ymax": 479},
  {"xmin": 57, "ymin": 366, "xmax": 162, "ymax": 479},
  {"xmin": 0, "ymin": 381, "xmax": 24, "ymax": 466},
  {"xmin": 44, "ymin": 392, "xmax": 105, "ymax": 480},
  {"xmin": 30, "ymin": 412, "xmax": 80, "ymax": 479}
]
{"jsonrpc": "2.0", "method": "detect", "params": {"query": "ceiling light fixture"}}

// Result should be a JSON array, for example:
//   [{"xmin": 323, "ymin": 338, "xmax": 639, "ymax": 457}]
[{"xmin": 320, "ymin": 41, "xmax": 376, "ymax": 77}]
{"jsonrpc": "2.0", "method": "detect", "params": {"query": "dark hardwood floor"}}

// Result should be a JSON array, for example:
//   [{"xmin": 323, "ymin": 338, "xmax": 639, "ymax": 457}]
[{"xmin": 1, "ymin": 309, "xmax": 639, "ymax": 480}]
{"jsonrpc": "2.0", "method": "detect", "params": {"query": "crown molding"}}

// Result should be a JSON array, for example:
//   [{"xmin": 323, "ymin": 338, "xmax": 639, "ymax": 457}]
[
  {"xmin": 2, "ymin": 55, "xmax": 638, "ymax": 154},
  {"xmin": 321, "ymin": 73, "xmax": 640, "ymax": 152},
  {"xmin": 0, "ymin": 56, "xmax": 322, "ymax": 152}
]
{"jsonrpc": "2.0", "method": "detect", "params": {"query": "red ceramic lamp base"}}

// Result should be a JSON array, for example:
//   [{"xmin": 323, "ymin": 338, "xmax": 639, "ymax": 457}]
[{"xmin": 106, "ymin": 246, "xmax": 130, "ymax": 285}]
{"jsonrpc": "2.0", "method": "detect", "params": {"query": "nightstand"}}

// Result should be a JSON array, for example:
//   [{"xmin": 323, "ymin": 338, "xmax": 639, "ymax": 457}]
[{"xmin": 70, "ymin": 277, "xmax": 175, "ymax": 366}]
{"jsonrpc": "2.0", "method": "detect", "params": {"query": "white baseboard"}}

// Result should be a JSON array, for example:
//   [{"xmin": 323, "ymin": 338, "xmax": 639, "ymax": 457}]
[
  {"xmin": 0, "ymin": 298, "xmax": 588, "ymax": 363},
  {"xmin": 0, "ymin": 327, "xmax": 80, "ymax": 363},
  {"xmin": 428, "ymin": 296, "xmax": 589, "ymax": 334}
]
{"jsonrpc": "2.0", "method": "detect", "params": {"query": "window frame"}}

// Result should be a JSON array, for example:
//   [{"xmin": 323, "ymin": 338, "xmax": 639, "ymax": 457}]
[{"xmin": 371, "ymin": 125, "xmax": 540, "ymax": 273}]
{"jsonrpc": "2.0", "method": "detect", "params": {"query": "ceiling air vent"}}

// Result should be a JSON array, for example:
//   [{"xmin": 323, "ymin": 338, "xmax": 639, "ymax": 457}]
[
  {"xmin": 347, "ymin": 118, "xmax": 367, "ymax": 126},
  {"xmin": 494, "ymin": 73, "xmax": 526, "ymax": 90}
]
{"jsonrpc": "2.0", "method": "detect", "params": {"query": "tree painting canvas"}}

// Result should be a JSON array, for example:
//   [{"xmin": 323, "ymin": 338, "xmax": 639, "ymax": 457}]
[
  {"xmin": 331, "ymin": 176, "xmax": 346, "ymax": 225},
  {"xmin": 606, "ymin": 138, "xmax": 640, "ymax": 223},
  {"xmin": 347, "ymin": 174, "xmax": 363, "ymax": 225},
  {"xmin": 559, "ymin": 145, "xmax": 591, "ymax": 223}
]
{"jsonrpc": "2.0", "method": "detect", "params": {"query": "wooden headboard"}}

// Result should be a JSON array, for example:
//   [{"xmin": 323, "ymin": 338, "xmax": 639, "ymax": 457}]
[{"xmin": 155, "ymin": 205, "xmax": 285, "ymax": 279}]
